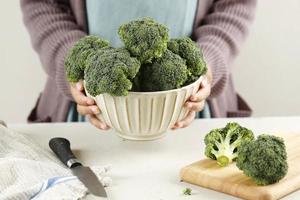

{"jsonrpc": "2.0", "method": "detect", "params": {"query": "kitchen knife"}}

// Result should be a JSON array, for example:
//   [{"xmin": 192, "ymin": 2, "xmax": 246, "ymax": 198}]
[{"xmin": 49, "ymin": 137, "xmax": 107, "ymax": 198}]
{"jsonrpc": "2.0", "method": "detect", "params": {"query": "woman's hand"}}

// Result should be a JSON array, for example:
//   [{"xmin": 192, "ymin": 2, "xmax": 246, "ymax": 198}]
[
  {"xmin": 171, "ymin": 67, "xmax": 212, "ymax": 130},
  {"xmin": 70, "ymin": 80, "xmax": 110, "ymax": 130}
]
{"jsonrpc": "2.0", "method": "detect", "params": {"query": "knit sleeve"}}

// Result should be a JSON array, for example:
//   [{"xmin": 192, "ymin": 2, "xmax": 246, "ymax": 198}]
[
  {"xmin": 20, "ymin": 0, "xmax": 87, "ymax": 100},
  {"xmin": 194, "ymin": 0, "xmax": 256, "ymax": 97}
]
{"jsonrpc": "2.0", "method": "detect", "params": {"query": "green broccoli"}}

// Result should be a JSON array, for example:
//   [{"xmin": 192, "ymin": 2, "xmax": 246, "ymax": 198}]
[
  {"xmin": 183, "ymin": 188, "xmax": 192, "ymax": 195},
  {"xmin": 168, "ymin": 37, "xmax": 207, "ymax": 84},
  {"xmin": 204, "ymin": 122, "xmax": 254, "ymax": 167},
  {"xmin": 138, "ymin": 49, "xmax": 189, "ymax": 92},
  {"xmin": 65, "ymin": 35, "xmax": 109, "ymax": 82},
  {"xmin": 236, "ymin": 134, "xmax": 288, "ymax": 185},
  {"xmin": 118, "ymin": 17, "xmax": 169, "ymax": 63},
  {"xmin": 84, "ymin": 47, "xmax": 140, "ymax": 96}
]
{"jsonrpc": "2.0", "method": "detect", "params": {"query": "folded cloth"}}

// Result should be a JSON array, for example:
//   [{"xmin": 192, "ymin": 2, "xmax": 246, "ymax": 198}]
[{"xmin": 0, "ymin": 124, "xmax": 111, "ymax": 200}]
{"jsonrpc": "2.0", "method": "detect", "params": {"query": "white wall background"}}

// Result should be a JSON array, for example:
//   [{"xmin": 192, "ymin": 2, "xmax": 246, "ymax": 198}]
[
  {"xmin": 0, "ymin": 1, "xmax": 299, "ymax": 123},
  {"xmin": 0, "ymin": 1, "xmax": 46, "ymax": 123},
  {"xmin": 232, "ymin": 0, "xmax": 300, "ymax": 117}
]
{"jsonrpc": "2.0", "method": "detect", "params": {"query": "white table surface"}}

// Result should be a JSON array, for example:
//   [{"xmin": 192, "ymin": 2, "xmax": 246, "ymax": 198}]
[{"xmin": 8, "ymin": 116, "xmax": 300, "ymax": 200}]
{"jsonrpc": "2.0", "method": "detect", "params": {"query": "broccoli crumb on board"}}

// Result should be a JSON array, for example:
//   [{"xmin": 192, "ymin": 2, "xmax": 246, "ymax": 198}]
[{"xmin": 183, "ymin": 188, "xmax": 192, "ymax": 195}]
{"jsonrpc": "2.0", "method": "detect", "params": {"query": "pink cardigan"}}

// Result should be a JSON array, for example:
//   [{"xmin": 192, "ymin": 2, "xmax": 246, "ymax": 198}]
[{"xmin": 20, "ymin": 0, "xmax": 256, "ymax": 122}]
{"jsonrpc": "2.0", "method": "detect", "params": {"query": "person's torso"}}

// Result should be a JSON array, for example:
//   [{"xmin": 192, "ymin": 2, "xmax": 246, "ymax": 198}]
[{"xmin": 86, "ymin": 0, "xmax": 198, "ymax": 47}]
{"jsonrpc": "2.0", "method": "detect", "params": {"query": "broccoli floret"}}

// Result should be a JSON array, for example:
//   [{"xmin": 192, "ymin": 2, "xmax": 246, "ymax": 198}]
[
  {"xmin": 204, "ymin": 122, "xmax": 254, "ymax": 167},
  {"xmin": 183, "ymin": 188, "xmax": 192, "ymax": 195},
  {"xmin": 168, "ymin": 37, "xmax": 207, "ymax": 84},
  {"xmin": 138, "ymin": 49, "xmax": 189, "ymax": 92},
  {"xmin": 65, "ymin": 35, "xmax": 109, "ymax": 82},
  {"xmin": 236, "ymin": 134, "xmax": 288, "ymax": 185},
  {"xmin": 84, "ymin": 47, "xmax": 140, "ymax": 96},
  {"xmin": 131, "ymin": 71, "xmax": 142, "ymax": 92},
  {"xmin": 118, "ymin": 17, "xmax": 169, "ymax": 63}
]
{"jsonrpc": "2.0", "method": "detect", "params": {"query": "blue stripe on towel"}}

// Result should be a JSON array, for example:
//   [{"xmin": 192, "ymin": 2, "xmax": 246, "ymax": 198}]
[{"xmin": 30, "ymin": 176, "xmax": 77, "ymax": 199}]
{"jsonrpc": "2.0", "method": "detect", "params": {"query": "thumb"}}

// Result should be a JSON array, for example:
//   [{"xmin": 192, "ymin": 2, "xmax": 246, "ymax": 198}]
[
  {"xmin": 201, "ymin": 76, "xmax": 208, "ymax": 88},
  {"xmin": 76, "ymin": 80, "xmax": 84, "ymax": 91}
]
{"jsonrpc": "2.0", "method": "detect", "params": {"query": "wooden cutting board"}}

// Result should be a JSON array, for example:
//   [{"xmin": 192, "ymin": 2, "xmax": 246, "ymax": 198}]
[{"xmin": 180, "ymin": 133, "xmax": 300, "ymax": 200}]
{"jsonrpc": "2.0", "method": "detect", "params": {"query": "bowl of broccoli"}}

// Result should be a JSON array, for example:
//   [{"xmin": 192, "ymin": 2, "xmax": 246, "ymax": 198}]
[{"xmin": 65, "ymin": 17, "xmax": 207, "ymax": 140}]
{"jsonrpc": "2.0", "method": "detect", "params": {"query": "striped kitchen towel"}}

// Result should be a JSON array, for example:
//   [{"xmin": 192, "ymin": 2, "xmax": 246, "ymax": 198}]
[{"xmin": 0, "ymin": 123, "xmax": 111, "ymax": 200}]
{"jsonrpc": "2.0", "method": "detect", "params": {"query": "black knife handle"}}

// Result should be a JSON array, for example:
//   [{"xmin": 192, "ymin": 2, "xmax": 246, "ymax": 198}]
[{"xmin": 49, "ymin": 137, "xmax": 82, "ymax": 168}]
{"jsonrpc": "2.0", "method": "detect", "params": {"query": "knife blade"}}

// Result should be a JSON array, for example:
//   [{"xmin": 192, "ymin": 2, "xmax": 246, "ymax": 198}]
[{"xmin": 49, "ymin": 137, "xmax": 107, "ymax": 198}]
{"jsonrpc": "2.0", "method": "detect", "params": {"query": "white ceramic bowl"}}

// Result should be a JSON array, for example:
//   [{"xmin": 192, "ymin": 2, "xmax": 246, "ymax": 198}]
[{"xmin": 86, "ymin": 76, "xmax": 203, "ymax": 141}]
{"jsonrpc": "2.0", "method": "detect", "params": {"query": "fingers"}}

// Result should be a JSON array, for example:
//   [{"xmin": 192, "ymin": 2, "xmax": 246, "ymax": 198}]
[
  {"xmin": 171, "ymin": 111, "xmax": 195, "ymax": 130},
  {"xmin": 70, "ymin": 81, "xmax": 94, "ymax": 106},
  {"xmin": 73, "ymin": 93, "xmax": 94, "ymax": 106},
  {"xmin": 88, "ymin": 115, "xmax": 110, "ymax": 130},
  {"xmin": 73, "ymin": 81, "xmax": 84, "ymax": 92},
  {"xmin": 171, "ymin": 77, "xmax": 211, "ymax": 130},
  {"xmin": 77, "ymin": 104, "xmax": 110, "ymax": 131},
  {"xmin": 70, "ymin": 81, "xmax": 109, "ymax": 131},
  {"xmin": 189, "ymin": 85, "xmax": 211, "ymax": 102},
  {"xmin": 189, "ymin": 78, "xmax": 211, "ymax": 102},
  {"xmin": 185, "ymin": 77, "xmax": 211, "ymax": 112},
  {"xmin": 185, "ymin": 101, "xmax": 205, "ymax": 112},
  {"xmin": 77, "ymin": 104, "xmax": 100, "ymax": 115}
]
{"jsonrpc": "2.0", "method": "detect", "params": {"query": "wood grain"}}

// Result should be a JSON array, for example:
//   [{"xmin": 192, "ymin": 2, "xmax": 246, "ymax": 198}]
[{"xmin": 180, "ymin": 133, "xmax": 300, "ymax": 200}]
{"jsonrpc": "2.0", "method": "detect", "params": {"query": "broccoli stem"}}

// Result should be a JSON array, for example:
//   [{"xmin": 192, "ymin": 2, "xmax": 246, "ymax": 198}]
[
  {"xmin": 217, "ymin": 156, "xmax": 230, "ymax": 167},
  {"xmin": 212, "ymin": 131, "xmax": 239, "ymax": 166},
  {"xmin": 213, "ymin": 147, "xmax": 237, "ymax": 167},
  {"xmin": 204, "ymin": 123, "xmax": 255, "ymax": 167}
]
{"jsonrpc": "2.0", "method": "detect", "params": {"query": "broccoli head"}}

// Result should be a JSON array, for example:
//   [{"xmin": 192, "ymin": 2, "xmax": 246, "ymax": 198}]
[
  {"xmin": 236, "ymin": 134, "xmax": 288, "ymax": 185},
  {"xmin": 168, "ymin": 37, "xmax": 207, "ymax": 84},
  {"xmin": 118, "ymin": 17, "xmax": 169, "ymax": 63},
  {"xmin": 204, "ymin": 122, "xmax": 254, "ymax": 167},
  {"xmin": 84, "ymin": 47, "xmax": 141, "ymax": 96},
  {"xmin": 138, "ymin": 49, "xmax": 189, "ymax": 92},
  {"xmin": 65, "ymin": 35, "xmax": 109, "ymax": 82}
]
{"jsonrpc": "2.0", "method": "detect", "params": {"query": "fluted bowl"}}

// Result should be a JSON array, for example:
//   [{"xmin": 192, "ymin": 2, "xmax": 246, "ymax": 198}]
[{"xmin": 85, "ymin": 76, "xmax": 203, "ymax": 141}]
